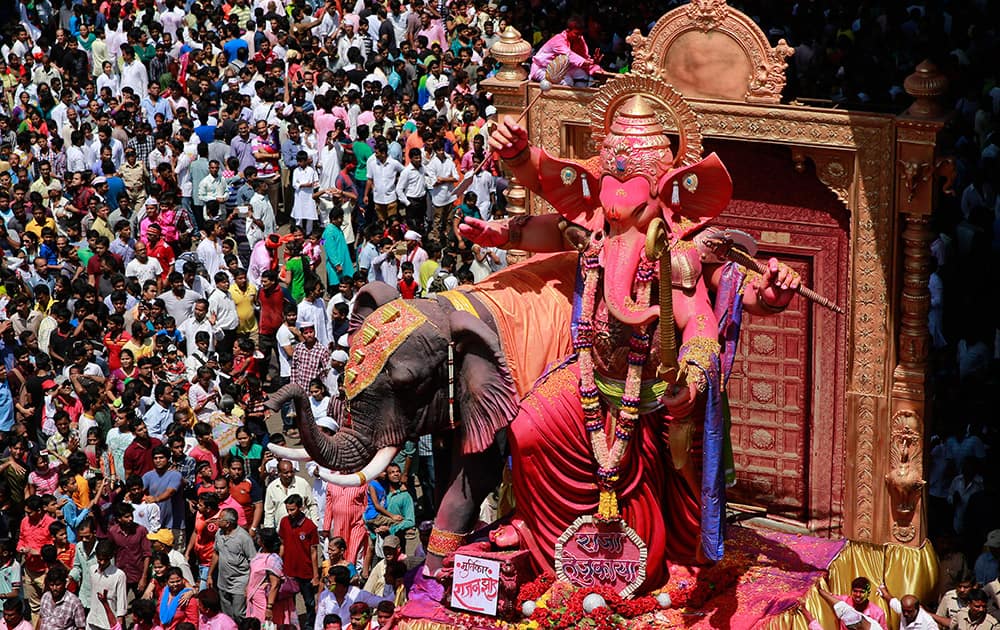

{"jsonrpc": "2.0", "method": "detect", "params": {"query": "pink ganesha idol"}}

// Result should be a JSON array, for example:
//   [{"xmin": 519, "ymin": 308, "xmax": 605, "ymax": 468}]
[{"xmin": 460, "ymin": 79, "xmax": 800, "ymax": 593}]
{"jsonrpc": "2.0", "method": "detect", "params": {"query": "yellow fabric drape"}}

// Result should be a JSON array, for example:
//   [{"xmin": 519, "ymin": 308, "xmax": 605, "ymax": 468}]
[{"xmin": 768, "ymin": 540, "xmax": 939, "ymax": 630}]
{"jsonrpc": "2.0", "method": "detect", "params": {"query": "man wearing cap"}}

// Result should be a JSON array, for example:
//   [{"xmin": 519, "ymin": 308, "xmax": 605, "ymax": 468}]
[
  {"xmin": 363, "ymin": 534, "xmax": 405, "ymax": 598},
  {"xmin": 976, "ymin": 530, "xmax": 1000, "ymax": 585},
  {"xmin": 399, "ymin": 230, "xmax": 428, "ymax": 285},
  {"xmin": 291, "ymin": 319, "xmax": 332, "ymax": 396}
]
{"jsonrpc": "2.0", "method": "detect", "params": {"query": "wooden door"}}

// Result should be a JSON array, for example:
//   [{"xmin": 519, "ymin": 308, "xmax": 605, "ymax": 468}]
[{"xmin": 725, "ymin": 254, "xmax": 812, "ymax": 519}]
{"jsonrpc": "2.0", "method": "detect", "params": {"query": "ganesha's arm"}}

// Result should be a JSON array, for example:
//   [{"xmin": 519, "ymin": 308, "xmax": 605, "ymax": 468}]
[
  {"xmin": 458, "ymin": 212, "xmax": 572, "ymax": 253},
  {"xmin": 673, "ymin": 278, "xmax": 721, "ymax": 392}
]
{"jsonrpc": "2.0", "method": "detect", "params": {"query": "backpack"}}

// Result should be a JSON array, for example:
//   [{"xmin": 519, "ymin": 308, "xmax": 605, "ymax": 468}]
[{"xmin": 427, "ymin": 271, "xmax": 449, "ymax": 295}]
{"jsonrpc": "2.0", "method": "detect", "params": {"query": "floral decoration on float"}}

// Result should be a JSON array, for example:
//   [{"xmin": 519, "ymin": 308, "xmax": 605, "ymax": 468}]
[{"xmin": 515, "ymin": 548, "xmax": 754, "ymax": 629}]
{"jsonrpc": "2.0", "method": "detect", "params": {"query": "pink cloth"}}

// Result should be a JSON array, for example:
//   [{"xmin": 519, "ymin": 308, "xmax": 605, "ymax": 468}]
[
  {"xmin": 198, "ymin": 612, "xmax": 238, "ymax": 630},
  {"xmin": 509, "ymin": 360, "xmax": 701, "ymax": 593},
  {"xmin": 244, "ymin": 553, "xmax": 296, "ymax": 625},
  {"xmin": 247, "ymin": 240, "xmax": 275, "ymax": 288},
  {"xmin": 323, "ymin": 483, "xmax": 368, "ymax": 566}
]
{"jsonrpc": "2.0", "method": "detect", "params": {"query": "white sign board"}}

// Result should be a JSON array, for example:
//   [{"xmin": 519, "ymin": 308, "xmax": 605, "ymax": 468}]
[{"xmin": 450, "ymin": 554, "xmax": 501, "ymax": 616}]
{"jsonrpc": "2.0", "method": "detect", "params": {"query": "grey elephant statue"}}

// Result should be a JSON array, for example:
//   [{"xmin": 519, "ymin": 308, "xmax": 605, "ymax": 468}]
[{"xmin": 265, "ymin": 252, "xmax": 578, "ymax": 575}]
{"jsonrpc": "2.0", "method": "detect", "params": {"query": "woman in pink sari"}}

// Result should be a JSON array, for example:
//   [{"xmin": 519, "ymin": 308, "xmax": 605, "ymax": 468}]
[
  {"xmin": 246, "ymin": 530, "xmax": 297, "ymax": 626},
  {"xmin": 323, "ymin": 482, "xmax": 368, "ymax": 568}
]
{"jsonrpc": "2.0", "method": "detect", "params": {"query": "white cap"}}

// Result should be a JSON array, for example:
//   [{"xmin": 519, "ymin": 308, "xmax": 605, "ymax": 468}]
[
  {"xmin": 404, "ymin": 230, "xmax": 422, "ymax": 242},
  {"xmin": 485, "ymin": 105, "xmax": 497, "ymax": 116},
  {"xmin": 316, "ymin": 416, "xmax": 340, "ymax": 432},
  {"xmin": 833, "ymin": 601, "xmax": 863, "ymax": 626},
  {"xmin": 337, "ymin": 334, "xmax": 349, "ymax": 348},
  {"xmin": 331, "ymin": 350, "xmax": 349, "ymax": 363}
]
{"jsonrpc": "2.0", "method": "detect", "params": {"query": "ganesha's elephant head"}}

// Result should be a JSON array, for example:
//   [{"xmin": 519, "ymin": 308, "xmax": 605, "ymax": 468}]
[
  {"xmin": 539, "ymin": 94, "xmax": 734, "ymax": 326},
  {"xmin": 267, "ymin": 284, "xmax": 518, "ymax": 565}
]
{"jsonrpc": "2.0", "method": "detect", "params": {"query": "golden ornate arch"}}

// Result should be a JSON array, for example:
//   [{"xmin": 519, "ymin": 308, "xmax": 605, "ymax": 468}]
[{"xmin": 627, "ymin": 0, "xmax": 793, "ymax": 103}]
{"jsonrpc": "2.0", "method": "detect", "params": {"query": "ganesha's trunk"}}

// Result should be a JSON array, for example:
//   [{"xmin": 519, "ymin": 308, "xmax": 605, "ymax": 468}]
[
  {"xmin": 602, "ymin": 229, "xmax": 660, "ymax": 326},
  {"xmin": 265, "ymin": 384, "xmax": 375, "ymax": 472}
]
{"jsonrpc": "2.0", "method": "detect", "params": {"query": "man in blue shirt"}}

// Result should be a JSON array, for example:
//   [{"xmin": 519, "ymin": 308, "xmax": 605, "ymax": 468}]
[
  {"xmin": 139, "ymin": 84, "xmax": 173, "ymax": 128},
  {"xmin": 142, "ymin": 382, "xmax": 175, "ymax": 440},
  {"xmin": 142, "ymin": 446, "xmax": 185, "ymax": 543},
  {"xmin": 0, "ymin": 361, "xmax": 13, "ymax": 432}
]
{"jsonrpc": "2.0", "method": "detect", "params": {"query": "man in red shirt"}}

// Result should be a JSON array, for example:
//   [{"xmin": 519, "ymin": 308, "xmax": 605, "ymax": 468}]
[
  {"xmin": 144, "ymin": 223, "xmax": 175, "ymax": 283},
  {"xmin": 278, "ymin": 494, "xmax": 320, "ymax": 629},
  {"xmin": 123, "ymin": 419, "xmax": 162, "ymax": 478},
  {"xmin": 17, "ymin": 495, "xmax": 54, "ymax": 616},
  {"xmin": 255, "ymin": 269, "xmax": 290, "ymax": 384},
  {"xmin": 186, "ymin": 493, "xmax": 221, "ymax": 589}
]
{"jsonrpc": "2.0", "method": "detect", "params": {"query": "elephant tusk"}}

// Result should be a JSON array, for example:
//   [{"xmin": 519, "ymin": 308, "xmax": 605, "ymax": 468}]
[
  {"xmin": 317, "ymin": 446, "xmax": 400, "ymax": 486},
  {"xmin": 267, "ymin": 444, "xmax": 312, "ymax": 461}
]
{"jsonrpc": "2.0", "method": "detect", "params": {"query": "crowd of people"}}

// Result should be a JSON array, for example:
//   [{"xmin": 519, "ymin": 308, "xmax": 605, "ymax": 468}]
[{"xmin": 0, "ymin": 0, "xmax": 994, "ymax": 628}]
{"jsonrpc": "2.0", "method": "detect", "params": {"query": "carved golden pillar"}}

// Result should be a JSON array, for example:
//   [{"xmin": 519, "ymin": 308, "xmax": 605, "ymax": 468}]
[
  {"xmin": 483, "ymin": 27, "xmax": 533, "ymax": 262},
  {"xmin": 884, "ymin": 60, "xmax": 948, "ymax": 546}
]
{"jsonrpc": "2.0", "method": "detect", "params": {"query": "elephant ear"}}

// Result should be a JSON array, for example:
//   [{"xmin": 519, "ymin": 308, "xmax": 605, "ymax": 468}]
[
  {"xmin": 449, "ymin": 310, "xmax": 519, "ymax": 455},
  {"xmin": 349, "ymin": 282, "xmax": 400, "ymax": 336},
  {"xmin": 657, "ymin": 152, "xmax": 733, "ymax": 239}
]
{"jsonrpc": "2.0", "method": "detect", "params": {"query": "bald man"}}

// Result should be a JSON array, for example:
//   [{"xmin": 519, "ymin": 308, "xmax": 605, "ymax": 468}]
[{"xmin": 877, "ymin": 584, "xmax": 950, "ymax": 630}]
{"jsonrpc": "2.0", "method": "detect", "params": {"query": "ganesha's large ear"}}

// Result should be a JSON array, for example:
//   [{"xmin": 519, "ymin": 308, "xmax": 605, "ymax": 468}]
[
  {"xmin": 349, "ymin": 282, "xmax": 400, "ymax": 336},
  {"xmin": 448, "ymin": 310, "xmax": 519, "ymax": 455},
  {"xmin": 657, "ymin": 152, "xmax": 733, "ymax": 239},
  {"xmin": 533, "ymin": 151, "xmax": 603, "ymax": 232}
]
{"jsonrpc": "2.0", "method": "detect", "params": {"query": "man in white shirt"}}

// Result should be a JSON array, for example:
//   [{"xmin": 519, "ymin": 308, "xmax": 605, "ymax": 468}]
[
  {"xmin": 262, "ymin": 460, "xmax": 317, "ymax": 528},
  {"xmin": 208, "ymin": 273, "xmax": 239, "ymax": 354},
  {"xmin": 177, "ymin": 299, "xmax": 222, "ymax": 356},
  {"xmin": 395, "ymin": 148, "xmax": 429, "ymax": 229},
  {"xmin": 297, "ymin": 278, "xmax": 331, "ymax": 349},
  {"xmin": 86, "ymin": 541, "xmax": 128, "ymax": 630},
  {"xmin": 425, "ymin": 141, "xmax": 458, "ymax": 242},
  {"xmin": 365, "ymin": 141, "xmax": 403, "ymax": 223},
  {"xmin": 119, "ymin": 46, "xmax": 149, "ymax": 97},
  {"xmin": 196, "ymin": 220, "xmax": 225, "ymax": 285},
  {"xmin": 276, "ymin": 306, "xmax": 300, "ymax": 385},
  {"xmin": 877, "ymin": 585, "xmax": 945, "ymax": 630},
  {"xmin": 314, "ymin": 565, "xmax": 387, "ymax": 628},
  {"xmin": 125, "ymin": 241, "xmax": 164, "ymax": 287}
]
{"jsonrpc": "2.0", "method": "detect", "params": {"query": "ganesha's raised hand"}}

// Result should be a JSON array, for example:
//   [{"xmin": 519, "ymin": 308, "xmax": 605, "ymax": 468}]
[
  {"xmin": 489, "ymin": 116, "xmax": 529, "ymax": 159},
  {"xmin": 458, "ymin": 216, "xmax": 509, "ymax": 247},
  {"xmin": 756, "ymin": 257, "xmax": 800, "ymax": 309}
]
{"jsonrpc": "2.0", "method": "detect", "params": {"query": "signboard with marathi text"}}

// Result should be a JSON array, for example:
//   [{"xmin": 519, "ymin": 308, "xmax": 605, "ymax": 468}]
[
  {"xmin": 554, "ymin": 516, "xmax": 648, "ymax": 598},
  {"xmin": 450, "ymin": 554, "xmax": 502, "ymax": 616}
]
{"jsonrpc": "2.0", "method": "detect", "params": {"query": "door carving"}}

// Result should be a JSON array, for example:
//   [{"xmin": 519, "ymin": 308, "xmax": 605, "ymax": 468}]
[{"xmin": 726, "ymin": 255, "xmax": 812, "ymax": 518}]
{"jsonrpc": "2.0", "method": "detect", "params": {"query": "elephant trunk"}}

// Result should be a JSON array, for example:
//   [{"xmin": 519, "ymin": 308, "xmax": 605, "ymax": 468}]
[
  {"xmin": 602, "ymin": 228, "xmax": 660, "ymax": 326},
  {"xmin": 266, "ymin": 383, "xmax": 375, "ymax": 472}
]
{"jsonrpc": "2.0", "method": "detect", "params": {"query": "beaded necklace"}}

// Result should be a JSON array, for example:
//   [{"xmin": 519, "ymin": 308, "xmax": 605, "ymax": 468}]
[{"xmin": 575, "ymin": 233, "xmax": 658, "ymax": 521}]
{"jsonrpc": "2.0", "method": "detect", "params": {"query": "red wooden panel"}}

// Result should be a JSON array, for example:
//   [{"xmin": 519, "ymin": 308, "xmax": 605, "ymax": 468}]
[{"xmin": 726, "ymin": 256, "xmax": 812, "ymax": 518}]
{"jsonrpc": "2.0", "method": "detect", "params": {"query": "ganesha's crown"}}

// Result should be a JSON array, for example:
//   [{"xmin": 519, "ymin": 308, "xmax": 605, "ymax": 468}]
[{"xmin": 600, "ymin": 95, "xmax": 674, "ymax": 185}]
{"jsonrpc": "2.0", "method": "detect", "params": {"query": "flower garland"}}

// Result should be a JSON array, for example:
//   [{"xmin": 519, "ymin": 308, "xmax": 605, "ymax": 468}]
[
  {"xmin": 525, "ymin": 582, "xmax": 660, "ymax": 629},
  {"xmin": 575, "ymin": 239, "xmax": 655, "ymax": 520}
]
